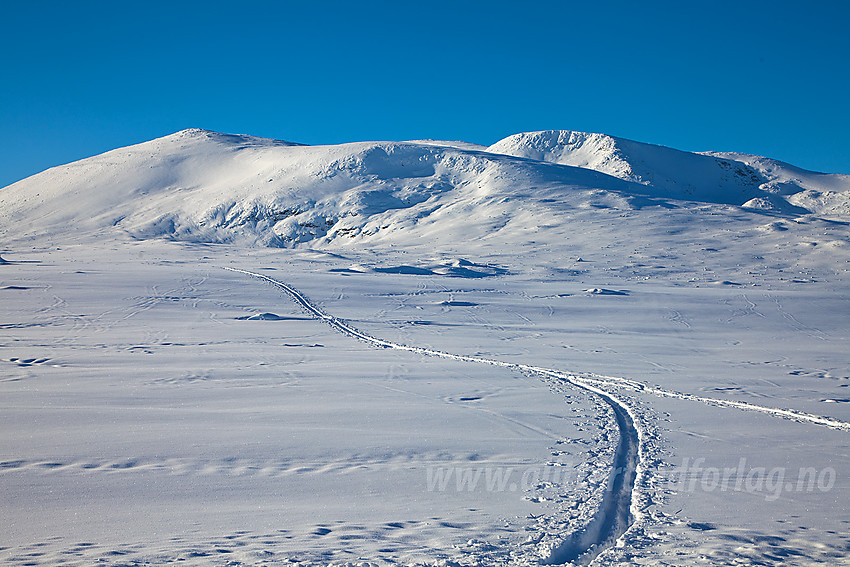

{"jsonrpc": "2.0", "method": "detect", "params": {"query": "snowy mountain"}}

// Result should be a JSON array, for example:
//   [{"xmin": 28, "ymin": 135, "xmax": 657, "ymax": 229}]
[
  {"xmin": 2, "ymin": 128, "xmax": 849, "ymax": 248},
  {"xmin": 704, "ymin": 150, "xmax": 850, "ymax": 217},
  {"xmin": 0, "ymin": 129, "xmax": 633, "ymax": 246},
  {"xmin": 488, "ymin": 130, "xmax": 850, "ymax": 215},
  {"xmin": 4, "ymin": 128, "xmax": 850, "ymax": 567}
]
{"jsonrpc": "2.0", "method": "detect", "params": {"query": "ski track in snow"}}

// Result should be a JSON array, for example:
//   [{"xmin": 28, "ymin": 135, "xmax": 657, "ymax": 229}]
[
  {"xmin": 225, "ymin": 267, "xmax": 641, "ymax": 564},
  {"xmin": 223, "ymin": 267, "xmax": 850, "ymax": 565}
]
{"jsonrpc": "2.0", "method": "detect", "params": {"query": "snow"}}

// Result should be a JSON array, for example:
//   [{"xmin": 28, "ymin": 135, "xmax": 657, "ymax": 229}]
[
  {"xmin": 2, "ymin": 129, "xmax": 850, "ymax": 565},
  {"xmin": 488, "ymin": 130, "xmax": 850, "ymax": 217}
]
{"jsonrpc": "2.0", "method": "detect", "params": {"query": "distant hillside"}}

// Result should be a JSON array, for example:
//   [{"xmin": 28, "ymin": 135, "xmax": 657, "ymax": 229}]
[
  {"xmin": 488, "ymin": 130, "xmax": 850, "ymax": 216},
  {"xmin": 2, "ymin": 128, "xmax": 848, "ymax": 247}
]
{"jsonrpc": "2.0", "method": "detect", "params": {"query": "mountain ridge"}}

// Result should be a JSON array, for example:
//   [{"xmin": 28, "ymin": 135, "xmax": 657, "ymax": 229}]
[{"xmin": 2, "ymin": 128, "xmax": 848, "ymax": 247}]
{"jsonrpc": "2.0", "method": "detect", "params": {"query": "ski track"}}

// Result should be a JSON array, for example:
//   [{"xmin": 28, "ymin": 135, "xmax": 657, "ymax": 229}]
[
  {"xmin": 223, "ymin": 267, "xmax": 850, "ymax": 565},
  {"xmin": 225, "ymin": 267, "xmax": 640, "ymax": 564}
]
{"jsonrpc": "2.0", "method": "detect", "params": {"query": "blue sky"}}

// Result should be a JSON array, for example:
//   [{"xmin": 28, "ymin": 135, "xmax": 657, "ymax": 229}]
[{"xmin": 2, "ymin": 0, "xmax": 849, "ymax": 188}]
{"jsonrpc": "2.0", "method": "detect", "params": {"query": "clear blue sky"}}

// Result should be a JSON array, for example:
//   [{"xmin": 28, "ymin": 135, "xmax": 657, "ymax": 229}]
[{"xmin": 2, "ymin": 0, "xmax": 849, "ymax": 188}]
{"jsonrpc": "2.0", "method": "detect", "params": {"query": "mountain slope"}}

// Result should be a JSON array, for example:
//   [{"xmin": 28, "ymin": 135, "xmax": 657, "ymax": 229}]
[
  {"xmin": 487, "ymin": 130, "xmax": 850, "ymax": 216},
  {"xmin": 2, "ymin": 128, "xmax": 849, "ymax": 249},
  {"xmin": 0, "ymin": 129, "xmax": 642, "ymax": 246},
  {"xmin": 704, "ymin": 151, "xmax": 850, "ymax": 218}
]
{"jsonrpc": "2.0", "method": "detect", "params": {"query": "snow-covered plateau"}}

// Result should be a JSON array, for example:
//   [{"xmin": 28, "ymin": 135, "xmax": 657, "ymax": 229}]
[{"xmin": 1, "ymin": 129, "xmax": 849, "ymax": 566}]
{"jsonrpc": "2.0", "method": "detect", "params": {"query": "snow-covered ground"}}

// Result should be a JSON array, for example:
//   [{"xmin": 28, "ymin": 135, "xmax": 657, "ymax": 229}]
[{"xmin": 1, "ymin": 130, "xmax": 849, "ymax": 565}]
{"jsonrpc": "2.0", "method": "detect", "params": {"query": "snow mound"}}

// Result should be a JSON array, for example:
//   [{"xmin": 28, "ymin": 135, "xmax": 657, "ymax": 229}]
[
  {"xmin": 372, "ymin": 258, "xmax": 507, "ymax": 278},
  {"xmin": 583, "ymin": 288, "xmax": 629, "ymax": 296},
  {"xmin": 237, "ymin": 312, "xmax": 289, "ymax": 321}
]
